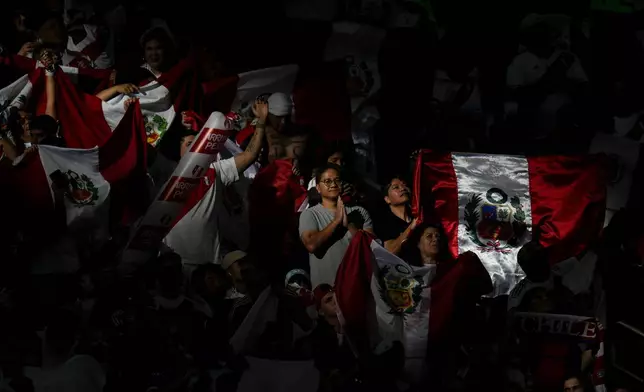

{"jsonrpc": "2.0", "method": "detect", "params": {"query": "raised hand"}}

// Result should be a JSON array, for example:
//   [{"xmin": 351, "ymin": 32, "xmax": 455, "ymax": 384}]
[
  {"xmin": 18, "ymin": 42, "xmax": 36, "ymax": 57},
  {"xmin": 253, "ymin": 97, "xmax": 268, "ymax": 122},
  {"xmin": 123, "ymin": 97, "xmax": 138, "ymax": 111}
]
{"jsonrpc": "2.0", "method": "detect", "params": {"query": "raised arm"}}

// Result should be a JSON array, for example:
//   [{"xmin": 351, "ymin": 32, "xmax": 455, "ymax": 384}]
[
  {"xmin": 384, "ymin": 218, "xmax": 418, "ymax": 255},
  {"xmin": 44, "ymin": 70, "xmax": 56, "ymax": 120},
  {"xmin": 95, "ymin": 84, "xmax": 140, "ymax": 102},
  {"xmin": 233, "ymin": 98, "xmax": 267, "ymax": 173}
]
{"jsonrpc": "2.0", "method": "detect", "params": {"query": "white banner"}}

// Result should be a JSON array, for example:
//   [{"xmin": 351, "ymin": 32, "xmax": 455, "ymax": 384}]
[{"xmin": 120, "ymin": 112, "xmax": 231, "ymax": 272}]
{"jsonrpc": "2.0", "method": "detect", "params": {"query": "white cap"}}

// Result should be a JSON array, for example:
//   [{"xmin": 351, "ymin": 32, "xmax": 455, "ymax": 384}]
[
  {"xmin": 221, "ymin": 250, "xmax": 247, "ymax": 270},
  {"xmin": 267, "ymin": 92, "xmax": 293, "ymax": 117}
]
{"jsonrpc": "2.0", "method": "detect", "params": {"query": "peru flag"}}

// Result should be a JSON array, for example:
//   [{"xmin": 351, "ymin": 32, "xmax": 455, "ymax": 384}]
[
  {"xmin": 10, "ymin": 101, "xmax": 147, "ymax": 242},
  {"xmin": 203, "ymin": 62, "xmax": 351, "ymax": 143},
  {"xmin": 334, "ymin": 231, "xmax": 492, "ymax": 357},
  {"xmin": 100, "ymin": 57, "xmax": 199, "ymax": 146},
  {"xmin": 412, "ymin": 151, "xmax": 607, "ymax": 296}
]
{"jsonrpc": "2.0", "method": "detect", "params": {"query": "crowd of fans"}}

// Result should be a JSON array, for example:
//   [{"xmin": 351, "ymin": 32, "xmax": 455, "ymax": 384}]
[{"xmin": 0, "ymin": 1, "xmax": 643, "ymax": 392}]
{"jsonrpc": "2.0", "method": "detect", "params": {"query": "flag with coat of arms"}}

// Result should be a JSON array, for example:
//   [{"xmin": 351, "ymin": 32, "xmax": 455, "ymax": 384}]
[{"xmin": 412, "ymin": 151, "xmax": 608, "ymax": 296}]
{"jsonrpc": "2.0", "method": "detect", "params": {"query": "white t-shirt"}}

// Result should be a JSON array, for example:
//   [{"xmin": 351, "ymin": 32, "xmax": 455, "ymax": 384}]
[
  {"xmin": 25, "ymin": 355, "xmax": 105, "ymax": 392},
  {"xmin": 163, "ymin": 157, "xmax": 239, "ymax": 265}
]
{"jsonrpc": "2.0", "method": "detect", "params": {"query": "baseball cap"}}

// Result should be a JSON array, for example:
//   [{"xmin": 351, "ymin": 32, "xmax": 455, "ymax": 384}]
[
  {"xmin": 221, "ymin": 250, "xmax": 247, "ymax": 270},
  {"xmin": 267, "ymin": 92, "xmax": 293, "ymax": 117}
]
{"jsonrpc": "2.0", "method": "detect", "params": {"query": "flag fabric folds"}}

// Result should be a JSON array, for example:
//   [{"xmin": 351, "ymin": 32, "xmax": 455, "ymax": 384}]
[
  {"xmin": 334, "ymin": 231, "xmax": 492, "ymax": 359},
  {"xmin": 10, "ymin": 101, "xmax": 147, "ymax": 243},
  {"xmin": 412, "ymin": 150, "xmax": 607, "ymax": 296}
]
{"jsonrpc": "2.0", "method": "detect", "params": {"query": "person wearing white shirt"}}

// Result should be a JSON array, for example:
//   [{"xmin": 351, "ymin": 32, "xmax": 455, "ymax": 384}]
[{"xmin": 163, "ymin": 101, "xmax": 268, "ymax": 273}]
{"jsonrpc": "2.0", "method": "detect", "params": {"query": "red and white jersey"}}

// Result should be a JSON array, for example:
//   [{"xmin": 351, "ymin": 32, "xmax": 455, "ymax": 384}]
[{"xmin": 64, "ymin": 24, "xmax": 113, "ymax": 69}]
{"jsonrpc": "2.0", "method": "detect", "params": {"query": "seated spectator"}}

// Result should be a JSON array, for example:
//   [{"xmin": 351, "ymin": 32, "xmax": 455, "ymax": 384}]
[{"xmin": 299, "ymin": 164, "xmax": 374, "ymax": 287}]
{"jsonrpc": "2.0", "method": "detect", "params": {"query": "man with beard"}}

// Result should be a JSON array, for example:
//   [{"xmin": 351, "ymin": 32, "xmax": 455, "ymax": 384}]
[{"xmin": 375, "ymin": 176, "xmax": 419, "ymax": 256}]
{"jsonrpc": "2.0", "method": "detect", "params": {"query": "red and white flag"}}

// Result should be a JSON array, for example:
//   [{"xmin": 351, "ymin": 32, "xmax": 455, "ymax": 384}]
[
  {"xmin": 10, "ymin": 101, "xmax": 146, "ymax": 240},
  {"xmin": 334, "ymin": 231, "xmax": 492, "ymax": 357},
  {"xmin": 412, "ymin": 151, "xmax": 607, "ymax": 296},
  {"xmin": 100, "ymin": 57, "xmax": 199, "ymax": 146},
  {"xmin": 64, "ymin": 24, "xmax": 112, "ymax": 70},
  {"xmin": 204, "ymin": 62, "xmax": 352, "ymax": 144}
]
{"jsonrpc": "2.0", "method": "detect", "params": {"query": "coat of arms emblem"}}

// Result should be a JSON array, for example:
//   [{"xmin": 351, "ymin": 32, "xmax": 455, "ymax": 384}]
[
  {"xmin": 379, "ymin": 264, "xmax": 424, "ymax": 314},
  {"xmin": 63, "ymin": 170, "xmax": 99, "ymax": 206},
  {"xmin": 464, "ymin": 188, "xmax": 527, "ymax": 253}
]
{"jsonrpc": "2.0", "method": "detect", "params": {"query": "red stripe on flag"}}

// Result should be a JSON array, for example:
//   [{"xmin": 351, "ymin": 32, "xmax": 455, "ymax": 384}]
[
  {"xmin": 158, "ymin": 176, "xmax": 202, "ymax": 203},
  {"xmin": 413, "ymin": 150, "xmax": 460, "ymax": 259},
  {"xmin": 189, "ymin": 128, "xmax": 229, "ymax": 155},
  {"xmin": 528, "ymin": 155, "xmax": 607, "ymax": 264},
  {"xmin": 49, "ymin": 71, "xmax": 112, "ymax": 149},
  {"xmin": 334, "ymin": 230, "xmax": 375, "ymax": 352}
]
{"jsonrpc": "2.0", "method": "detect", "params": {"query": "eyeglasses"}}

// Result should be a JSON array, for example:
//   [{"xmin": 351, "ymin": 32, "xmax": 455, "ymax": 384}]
[{"xmin": 321, "ymin": 178, "xmax": 342, "ymax": 188}]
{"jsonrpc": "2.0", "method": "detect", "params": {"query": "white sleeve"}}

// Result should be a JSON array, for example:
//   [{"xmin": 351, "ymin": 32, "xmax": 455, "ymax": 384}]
[{"xmin": 212, "ymin": 157, "xmax": 239, "ymax": 186}]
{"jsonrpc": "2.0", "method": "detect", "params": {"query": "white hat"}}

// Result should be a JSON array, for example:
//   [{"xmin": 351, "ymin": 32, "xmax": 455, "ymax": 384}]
[
  {"xmin": 221, "ymin": 250, "xmax": 247, "ymax": 270},
  {"xmin": 267, "ymin": 92, "xmax": 293, "ymax": 117}
]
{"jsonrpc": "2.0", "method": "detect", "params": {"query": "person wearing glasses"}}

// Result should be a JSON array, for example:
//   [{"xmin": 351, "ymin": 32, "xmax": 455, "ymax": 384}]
[{"xmin": 299, "ymin": 163, "xmax": 374, "ymax": 287}]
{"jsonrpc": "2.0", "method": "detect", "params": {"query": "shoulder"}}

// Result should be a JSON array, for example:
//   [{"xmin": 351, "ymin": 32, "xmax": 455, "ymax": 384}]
[{"xmin": 301, "ymin": 205, "xmax": 322, "ymax": 218}]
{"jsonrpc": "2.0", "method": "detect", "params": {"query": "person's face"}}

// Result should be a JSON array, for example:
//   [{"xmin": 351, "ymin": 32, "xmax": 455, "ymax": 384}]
[
  {"xmin": 180, "ymin": 135, "xmax": 195, "ymax": 158},
  {"xmin": 563, "ymin": 377, "xmax": 584, "ymax": 392},
  {"xmin": 320, "ymin": 291, "xmax": 338, "ymax": 320},
  {"xmin": 528, "ymin": 288, "xmax": 554, "ymax": 313},
  {"xmin": 144, "ymin": 39, "xmax": 166, "ymax": 72},
  {"xmin": 203, "ymin": 271, "xmax": 224, "ymax": 296},
  {"xmin": 29, "ymin": 128, "xmax": 47, "ymax": 145},
  {"xmin": 385, "ymin": 178, "xmax": 410, "ymax": 206},
  {"xmin": 228, "ymin": 262, "xmax": 247, "ymax": 294},
  {"xmin": 316, "ymin": 169, "xmax": 341, "ymax": 200},
  {"xmin": 18, "ymin": 110, "xmax": 31, "ymax": 140},
  {"xmin": 418, "ymin": 227, "xmax": 441, "ymax": 261},
  {"xmin": 267, "ymin": 113, "xmax": 286, "ymax": 132},
  {"xmin": 327, "ymin": 152, "xmax": 344, "ymax": 167}
]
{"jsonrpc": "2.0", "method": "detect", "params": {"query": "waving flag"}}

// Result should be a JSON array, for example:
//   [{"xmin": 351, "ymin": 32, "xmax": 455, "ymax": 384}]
[
  {"xmin": 0, "ymin": 55, "xmax": 113, "ymax": 93},
  {"xmin": 412, "ymin": 151, "xmax": 607, "ymax": 296},
  {"xmin": 64, "ymin": 24, "xmax": 112, "ymax": 70},
  {"xmin": 203, "ymin": 62, "xmax": 351, "ymax": 143},
  {"xmin": 0, "ymin": 66, "xmax": 113, "ymax": 149},
  {"xmin": 334, "ymin": 231, "xmax": 492, "ymax": 357},
  {"xmin": 100, "ymin": 57, "xmax": 199, "ymax": 146},
  {"xmin": 11, "ymin": 101, "xmax": 146, "ymax": 241},
  {"xmin": 202, "ymin": 64, "xmax": 299, "ymax": 122}
]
